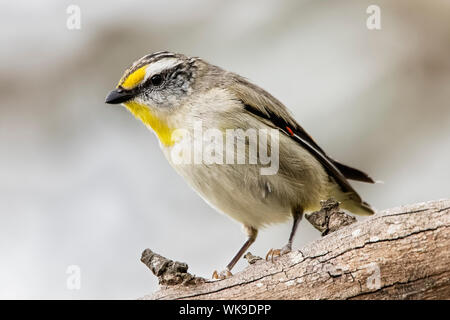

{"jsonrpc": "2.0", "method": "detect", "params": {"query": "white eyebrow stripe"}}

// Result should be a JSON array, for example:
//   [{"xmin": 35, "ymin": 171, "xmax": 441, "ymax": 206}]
[{"xmin": 144, "ymin": 58, "xmax": 182, "ymax": 81}]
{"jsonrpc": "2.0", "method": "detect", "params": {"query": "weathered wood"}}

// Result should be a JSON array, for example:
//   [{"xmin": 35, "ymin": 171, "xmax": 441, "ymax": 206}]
[{"xmin": 142, "ymin": 199, "xmax": 450, "ymax": 300}]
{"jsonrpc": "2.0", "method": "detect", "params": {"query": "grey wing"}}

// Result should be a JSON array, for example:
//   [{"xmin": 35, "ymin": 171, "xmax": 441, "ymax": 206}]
[{"xmin": 228, "ymin": 76, "xmax": 374, "ymax": 196}]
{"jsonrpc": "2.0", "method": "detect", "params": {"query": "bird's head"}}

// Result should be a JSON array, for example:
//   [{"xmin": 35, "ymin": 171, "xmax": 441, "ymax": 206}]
[
  {"xmin": 105, "ymin": 51, "xmax": 202, "ymax": 109},
  {"xmin": 105, "ymin": 51, "xmax": 221, "ymax": 145}
]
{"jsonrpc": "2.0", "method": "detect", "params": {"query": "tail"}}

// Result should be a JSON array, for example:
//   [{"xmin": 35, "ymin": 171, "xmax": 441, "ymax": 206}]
[
  {"xmin": 327, "ymin": 160, "xmax": 375, "ymax": 215},
  {"xmin": 329, "ymin": 183, "xmax": 375, "ymax": 216},
  {"xmin": 341, "ymin": 198, "xmax": 374, "ymax": 216},
  {"xmin": 332, "ymin": 160, "xmax": 375, "ymax": 184}
]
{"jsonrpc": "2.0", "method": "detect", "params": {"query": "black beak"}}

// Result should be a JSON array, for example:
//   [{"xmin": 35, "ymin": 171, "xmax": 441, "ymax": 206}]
[{"xmin": 105, "ymin": 88, "xmax": 135, "ymax": 104}]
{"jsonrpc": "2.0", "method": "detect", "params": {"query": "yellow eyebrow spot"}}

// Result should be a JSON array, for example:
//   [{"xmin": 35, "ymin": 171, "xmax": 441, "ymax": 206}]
[{"xmin": 119, "ymin": 65, "xmax": 147, "ymax": 89}]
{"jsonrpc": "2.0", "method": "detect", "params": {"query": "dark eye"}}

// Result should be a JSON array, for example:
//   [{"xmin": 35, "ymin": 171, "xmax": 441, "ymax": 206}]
[{"xmin": 150, "ymin": 74, "xmax": 163, "ymax": 86}]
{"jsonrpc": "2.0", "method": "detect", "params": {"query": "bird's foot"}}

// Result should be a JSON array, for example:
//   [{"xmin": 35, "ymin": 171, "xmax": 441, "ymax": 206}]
[
  {"xmin": 212, "ymin": 269, "xmax": 232, "ymax": 280},
  {"xmin": 265, "ymin": 245, "xmax": 291, "ymax": 262}
]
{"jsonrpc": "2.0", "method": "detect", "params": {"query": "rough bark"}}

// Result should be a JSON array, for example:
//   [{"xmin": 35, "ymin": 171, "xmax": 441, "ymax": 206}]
[{"xmin": 141, "ymin": 199, "xmax": 450, "ymax": 300}]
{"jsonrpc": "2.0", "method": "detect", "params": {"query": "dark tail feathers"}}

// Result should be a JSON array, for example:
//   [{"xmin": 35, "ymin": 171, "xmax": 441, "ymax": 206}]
[{"xmin": 332, "ymin": 161, "xmax": 375, "ymax": 184}]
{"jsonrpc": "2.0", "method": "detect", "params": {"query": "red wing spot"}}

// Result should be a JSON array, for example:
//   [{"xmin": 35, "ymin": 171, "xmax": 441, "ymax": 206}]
[{"xmin": 286, "ymin": 126, "xmax": 294, "ymax": 136}]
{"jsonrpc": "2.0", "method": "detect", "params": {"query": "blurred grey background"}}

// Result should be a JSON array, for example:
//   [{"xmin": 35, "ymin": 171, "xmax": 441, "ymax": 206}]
[{"xmin": 0, "ymin": 0, "xmax": 449, "ymax": 299}]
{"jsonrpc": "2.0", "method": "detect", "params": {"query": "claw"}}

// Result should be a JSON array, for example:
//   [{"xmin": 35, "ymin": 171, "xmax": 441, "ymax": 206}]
[
  {"xmin": 265, "ymin": 246, "xmax": 291, "ymax": 262},
  {"xmin": 265, "ymin": 248, "xmax": 280, "ymax": 262},
  {"xmin": 212, "ymin": 269, "xmax": 232, "ymax": 280}
]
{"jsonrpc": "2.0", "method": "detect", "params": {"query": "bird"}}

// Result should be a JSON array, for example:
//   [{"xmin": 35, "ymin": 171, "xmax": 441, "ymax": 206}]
[{"xmin": 105, "ymin": 51, "xmax": 375, "ymax": 279}]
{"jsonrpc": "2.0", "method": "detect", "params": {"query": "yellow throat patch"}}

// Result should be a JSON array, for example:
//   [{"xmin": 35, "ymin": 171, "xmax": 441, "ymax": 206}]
[
  {"xmin": 123, "ymin": 101, "xmax": 175, "ymax": 146},
  {"xmin": 117, "ymin": 65, "xmax": 175, "ymax": 146}
]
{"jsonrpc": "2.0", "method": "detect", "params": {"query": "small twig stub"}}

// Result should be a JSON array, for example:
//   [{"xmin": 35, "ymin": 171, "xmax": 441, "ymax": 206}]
[
  {"xmin": 244, "ymin": 252, "xmax": 262, "ymax": 265},
  {"xmin": 140, "ymin": 249, "xmax": 205, "ymax": 286},
  {"xmin": 305, "ymin": 198, "xmax": 356, "ymax": 236}
]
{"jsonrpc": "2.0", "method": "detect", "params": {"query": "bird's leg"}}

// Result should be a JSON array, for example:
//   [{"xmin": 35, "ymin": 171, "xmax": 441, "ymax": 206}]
[
  {"xmin": 266, "ymin": 206, "xmax": 303, "ymax": 262},
  {"xmin": 212, "ymin": 226, "xmax": 257, "ymax": 279}
]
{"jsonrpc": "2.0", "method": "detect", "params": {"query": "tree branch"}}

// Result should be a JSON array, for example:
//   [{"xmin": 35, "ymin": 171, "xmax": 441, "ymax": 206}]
[{"xmin": 141, "ymin": 199, "xmax": 450, "ymax": 300}]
